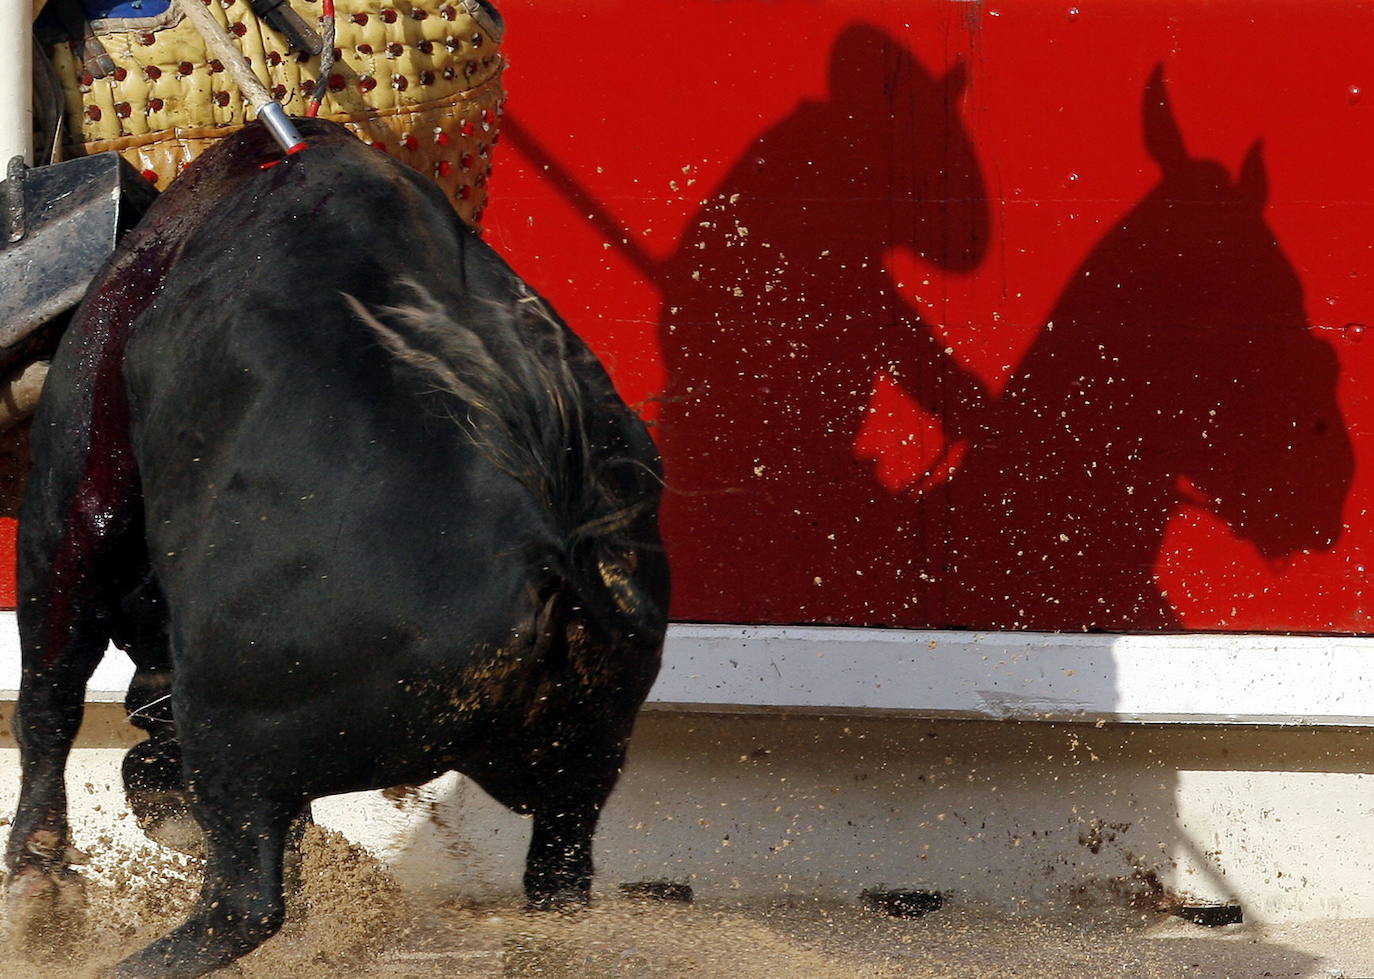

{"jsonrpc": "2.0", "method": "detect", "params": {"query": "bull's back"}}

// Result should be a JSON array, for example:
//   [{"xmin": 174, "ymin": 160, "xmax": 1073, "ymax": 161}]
[{"xmin": 113, "ymin": 124, "xmax": 566, "ymax": 722}]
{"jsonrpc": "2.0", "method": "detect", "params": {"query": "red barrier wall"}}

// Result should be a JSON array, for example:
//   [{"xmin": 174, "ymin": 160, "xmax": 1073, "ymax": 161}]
[
  {"xmin": 5, "ymin": 1, "xmax": 1368, "ymax": 633},
  {"xmin": 481, "ymin": 0, "xmax": 1374, "ymax": 633}
]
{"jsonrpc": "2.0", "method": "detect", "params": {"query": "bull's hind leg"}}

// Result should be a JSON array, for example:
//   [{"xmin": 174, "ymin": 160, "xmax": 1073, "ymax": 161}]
[
  {"xmin": 6, "ymin": 418, "xmax": 146, "ymax": 952},
  {"xmin": 4, "ymin": 599, "xmax": 107, "ymax": 956},
  {"xmin": 121, "ymin": 682, "xmax": 198, "ymax": 856},
  {"xmin": 112, "ymin": 766, "xmax": 304, "ymax": 978},
  {"xmin": 113, "ymin": 574, "xmax": 202, "ymax": 856},
  {"xmin": 2, "ymin": 546, "xmax": 153, "ymax": 952}
]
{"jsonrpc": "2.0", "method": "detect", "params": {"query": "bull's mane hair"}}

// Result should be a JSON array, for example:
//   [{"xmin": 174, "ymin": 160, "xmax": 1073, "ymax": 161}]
[{"xmin": 346, "ymin": 283, "xmax": 655, "ymax": 631}]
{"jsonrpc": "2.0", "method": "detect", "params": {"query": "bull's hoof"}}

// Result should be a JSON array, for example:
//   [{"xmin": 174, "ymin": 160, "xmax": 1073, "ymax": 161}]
[
  {"xmin": 525, "ymin": 888, "xmax": 591, "ymax": 913},
  {"xmin": 4, "ymin": 865, "xmax": 88, "ymax": 959},
  {"xmin": 109, "ymin": 951, "xmax": 247, "ymax": 979},
  {"xmin": 124, "ymin": 736, "xmax": 202, "ymax": 858},
  {"xmin": 136, "ymin": 803, "xmax": 204, "ymax": 859}
]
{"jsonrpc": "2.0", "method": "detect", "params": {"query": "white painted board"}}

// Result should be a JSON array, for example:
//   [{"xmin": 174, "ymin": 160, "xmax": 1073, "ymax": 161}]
[{"xmin": 0, "ymin": 615, "xmax": 1367, "ymax": 724}]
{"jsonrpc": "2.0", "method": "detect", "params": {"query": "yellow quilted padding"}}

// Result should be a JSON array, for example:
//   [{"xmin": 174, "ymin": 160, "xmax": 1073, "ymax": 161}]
[{"xmin": 46, "ymin": 0, "xmax": 504, "ymax": 224}]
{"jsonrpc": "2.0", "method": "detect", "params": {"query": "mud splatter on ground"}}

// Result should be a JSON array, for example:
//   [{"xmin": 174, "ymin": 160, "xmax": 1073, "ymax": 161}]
[{"xmin": 0, "ymin": 829, "xmax": 1344, "ymax": 978}]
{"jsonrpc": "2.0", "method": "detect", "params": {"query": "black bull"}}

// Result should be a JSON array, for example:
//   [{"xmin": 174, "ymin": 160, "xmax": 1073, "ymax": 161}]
[{"xmin": 4, "ymin": 119, "xmax": 669, "ymax": 976}]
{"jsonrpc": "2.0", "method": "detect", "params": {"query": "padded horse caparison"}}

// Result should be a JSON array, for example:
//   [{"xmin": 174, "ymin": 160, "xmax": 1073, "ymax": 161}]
[{"xmin": 39, "ymin": 0, "xmax": 505, "ymax": 224}]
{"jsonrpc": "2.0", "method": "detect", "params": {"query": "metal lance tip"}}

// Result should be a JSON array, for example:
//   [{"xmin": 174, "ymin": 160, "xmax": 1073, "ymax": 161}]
[
  {"xmin": 256, "ymin": 102, "xmax": 307, "ymax": 157},
  {"xmin": 174, "ymin": 0, "xmax": 308, "ymax": 158}
]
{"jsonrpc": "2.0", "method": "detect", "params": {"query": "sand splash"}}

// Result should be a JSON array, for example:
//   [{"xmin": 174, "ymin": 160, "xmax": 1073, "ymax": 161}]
[
  {"xmin": 0, "ymin": 819, "xmax": 915, "ymax": 978},
  {"xmin": 0, "ymin": 824, "xmax": 1305, "ymax": 978},
  {"xmin": 0, "ymin": 823, "xmax": 413, "ymax": 978}
]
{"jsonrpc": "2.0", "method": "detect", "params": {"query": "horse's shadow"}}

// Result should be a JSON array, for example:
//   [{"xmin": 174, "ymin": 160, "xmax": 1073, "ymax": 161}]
[
  {"xmin": 652, "ymin": 42, "xmax": 1353, "ymax": 630},
  {"xmin": 910, "ymin": 66, "xmax": 1354, "ymax": 630},
  {"xmin": 502, "ymin": 33, "xmax": 1354, "ymax": 632}
]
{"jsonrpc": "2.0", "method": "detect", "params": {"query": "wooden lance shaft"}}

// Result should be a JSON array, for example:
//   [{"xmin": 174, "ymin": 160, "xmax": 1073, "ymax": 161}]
[{"xmin": 173, "ymin": 0, "xmax": 306, "ymax": 154}]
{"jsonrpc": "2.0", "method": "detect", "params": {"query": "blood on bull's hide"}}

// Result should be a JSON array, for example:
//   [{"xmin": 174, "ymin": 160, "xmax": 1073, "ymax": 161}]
[{"xmin": 3, "ymin": 118, "xmax": 669, "ymax": 977}]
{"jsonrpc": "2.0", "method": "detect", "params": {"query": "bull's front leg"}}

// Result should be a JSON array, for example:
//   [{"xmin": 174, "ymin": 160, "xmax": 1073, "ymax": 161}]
[
  {"xmin": 5, "ymin": 598, "xmax": 107, "ymax": 957},
  {"xmin": 524, "ymin": 801, "xmax": 601, "ymax": 909},
  {"xmin": 522, "ymin": 741, "xmax": 628, "ymax": 910}
]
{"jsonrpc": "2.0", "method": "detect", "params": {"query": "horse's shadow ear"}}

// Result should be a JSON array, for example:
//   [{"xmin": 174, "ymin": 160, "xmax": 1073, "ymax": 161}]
[
  {"xmin": 1237, "ymin": 140, "xmax": 1268, "ymax": 205},
  {"xmin": 1143, "ymin": 64, "xmax": 1188, "ymax": 170}
]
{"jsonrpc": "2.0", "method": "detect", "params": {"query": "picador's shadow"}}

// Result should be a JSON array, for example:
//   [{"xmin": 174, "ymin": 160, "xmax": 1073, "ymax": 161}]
[{"xmin": 654, "ymin": 23, "xmax": 991, "ymax": 625}]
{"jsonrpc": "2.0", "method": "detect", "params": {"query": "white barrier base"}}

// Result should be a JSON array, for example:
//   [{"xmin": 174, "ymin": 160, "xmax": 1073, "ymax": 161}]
[{"xmin": 0, "ymin": 615, "xmax": 1368, "ymax": 726}]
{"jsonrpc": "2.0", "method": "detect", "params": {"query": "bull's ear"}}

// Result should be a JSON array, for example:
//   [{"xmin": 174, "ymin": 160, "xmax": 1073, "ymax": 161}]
[
  {"xmin": 1143, "ymin": 63, "xmax": 1188, "ymax": 169},
  {"xmin": 943, "ymin": 58, "xmax": 968, "ymax": 100},
  {"xmin": 1237, "ymin": 139, "xmax": 1268, "ymax": 205}
]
